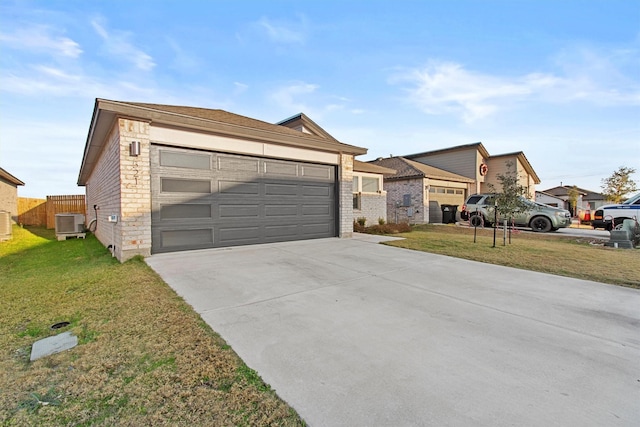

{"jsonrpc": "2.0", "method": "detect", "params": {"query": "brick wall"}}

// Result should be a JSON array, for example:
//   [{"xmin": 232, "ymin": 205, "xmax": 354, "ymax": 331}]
[
  {"xmin": 354, "ymin": 193, "xmax": 388, "ymax": 226},
  {"xmin": 85, "ymin": 118, "xmax": 152, "ymax": 262},
  {"xmin": 0, "ymin": 180, "xmax": 18, "ymax": 222},
  {"xmin": 339, "ymin": 153, "xmax": 354, "ymax": 237},
  {"xmin": 383, "ymin": 178, "xmax": 429, "ymax": 224},
  {"xmin": 118, "ymin": 118, "xmax": 152, "ymax": 260}
]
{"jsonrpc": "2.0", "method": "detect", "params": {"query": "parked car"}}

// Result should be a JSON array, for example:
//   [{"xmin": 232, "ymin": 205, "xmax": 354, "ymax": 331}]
[
  {"xmin": 592, "ymin": 192, "xmax": 640, "ymax": 230},
  {"xmin": 460, "ymin": 194, "xmax": 572, "ymax": 232}
]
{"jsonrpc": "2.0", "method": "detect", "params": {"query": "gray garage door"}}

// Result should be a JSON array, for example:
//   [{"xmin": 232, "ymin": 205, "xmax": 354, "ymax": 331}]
[{"xmin": 150, "ymin": 146, "xmax": 337, "ymax": 253}]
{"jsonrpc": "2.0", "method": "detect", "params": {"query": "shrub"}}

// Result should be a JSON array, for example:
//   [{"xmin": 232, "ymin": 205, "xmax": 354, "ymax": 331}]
[
  {"xmin": 378, "ymin": 217, "xmax": 386, "ymax": 225},
  {"xmin": 361, "ymin": 222, "xmax": 411, "ymax": 235},
  {"xmin": 356, "ymin": 217, "xmax": 367, "ymax": 226}
]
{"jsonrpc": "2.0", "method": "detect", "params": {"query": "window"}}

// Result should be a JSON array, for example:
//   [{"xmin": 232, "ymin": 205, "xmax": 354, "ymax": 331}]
[
  {"xmin": 353, "ymin": 193, "xmax": 361, "ymax": 210},
  {"xmin": 362, "ymin": 177, "xmax": 379, "ymax": 193},
  {"xmin": 352, "ymin": 173, "xmax": 382, "ymax": 193}
]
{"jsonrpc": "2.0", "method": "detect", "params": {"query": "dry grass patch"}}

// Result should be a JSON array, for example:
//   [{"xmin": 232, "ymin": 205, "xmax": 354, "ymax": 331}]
[
  {"xmin": 0, "ymin": 226, "xmax": 304, "ymax": 426},
  {"xmin": 383, "ymin": 224, "xmax": 640, "ymax": 288}
]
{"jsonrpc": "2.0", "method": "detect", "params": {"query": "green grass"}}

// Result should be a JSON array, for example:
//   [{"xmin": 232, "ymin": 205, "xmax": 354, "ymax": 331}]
[
  {"xmin": 383, "ymin": 224, "xmax": 640, "ymax": 288},
  {"xmin": 0, "ymin": 226, "xmax": 305, "ymax": 426}
]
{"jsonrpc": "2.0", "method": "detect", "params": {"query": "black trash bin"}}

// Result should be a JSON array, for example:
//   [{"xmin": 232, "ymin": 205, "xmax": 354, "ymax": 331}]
[{"xmin": 441, "ymin": 204, "xmax": 458, "ymax": 224}]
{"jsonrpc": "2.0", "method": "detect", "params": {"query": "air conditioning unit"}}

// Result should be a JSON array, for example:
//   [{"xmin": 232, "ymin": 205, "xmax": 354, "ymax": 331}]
[
  {"xmin": 0, "ymin": 210, "xmax": 11, "ymax": 241},
  {"xmin": 55, "ymin": 213, "xmax": 85, "ymax": 235}
]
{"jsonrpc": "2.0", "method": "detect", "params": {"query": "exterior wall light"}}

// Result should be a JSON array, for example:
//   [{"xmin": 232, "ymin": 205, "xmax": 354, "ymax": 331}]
[{"xmin": 129, "ymin": 141, "xmax": 140, "ymax": 156}]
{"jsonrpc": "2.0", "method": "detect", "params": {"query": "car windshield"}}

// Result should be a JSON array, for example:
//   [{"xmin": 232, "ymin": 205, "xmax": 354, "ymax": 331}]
[{"xmin": 622, "ymin": 193, "xmax": 640, "ymax": 205}]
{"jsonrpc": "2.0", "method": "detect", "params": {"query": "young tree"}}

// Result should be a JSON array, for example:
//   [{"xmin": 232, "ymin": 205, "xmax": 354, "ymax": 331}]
[
  {"xmin": 567, "ymin": 185, "xmax": 580, "ymax": 217},
  {"xmin": 488, "ymin": 162, "xmax": 529, "ymax": 221},
  {"xmin": 487, "ymin": 161, "xmax": 529, "ymax": 244},
  {"xmin": 601, "ymin": 166, "xmax": 638, "ymax": 203}
]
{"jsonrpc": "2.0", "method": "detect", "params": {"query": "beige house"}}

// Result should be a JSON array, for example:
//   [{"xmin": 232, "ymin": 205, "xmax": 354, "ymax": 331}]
[
  {"xmin": 77, "ymin": 99, "xmax": 366, "ymax": 261},
  {"xmin": 0, "ymin": 167, "xmax": 25, "ymax": 223},
  {"xmin": 368, "ymin": 142, "xmax": 541, "ymax": 224},
  {"xmin": 368, "ymin": 157, "xmax": 474, "ymax": 224},
  {"xmin": 406, "ymin": 142, "xmax": 540, "ymax": 199}
]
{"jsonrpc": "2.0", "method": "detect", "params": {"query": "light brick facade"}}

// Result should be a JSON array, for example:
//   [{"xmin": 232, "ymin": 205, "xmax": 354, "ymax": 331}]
[
  {"xmin": 85, "ymin": 118, "xmax": 152, "ymax": 262},
  {"xmin": 353, "ymin": 193, "xmax": 388, "ymax": 226},
  {"xmin": 339, "ymin": 153, "xmax": 354, "ymax": 237}
]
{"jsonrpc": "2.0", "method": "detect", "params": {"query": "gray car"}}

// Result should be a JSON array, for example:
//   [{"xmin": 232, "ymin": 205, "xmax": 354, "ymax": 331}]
[{"xmin": 460, "ymin": 194, "xmax": 572, "ymax": 232}]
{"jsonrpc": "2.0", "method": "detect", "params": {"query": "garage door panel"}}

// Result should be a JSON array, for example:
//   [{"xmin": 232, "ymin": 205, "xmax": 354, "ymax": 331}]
[
  {"xmin": 160, "ymin": 150, "xmax": 211, "ymax": 170},
  {"xmin": 265, "ymin": 225, "xmax": 299, "ymax": 239},
  {"xmin": 161, "ymin": 228, "xmax": 214, "ymax": 248},
  {"xmin": 161, "ymin": 178, "xmax": 212, "ymax": 193},
  {"xmin": 217, "ymin": 156, "xmax": 260, "ymax": 173},
  {"xmin": 219, "ymin": 204, "xmax": 260, "ymax": 218},
  {"xmin": 302, "ymin": 184, "xmax": 332, "ymax": 197},
  {"xmin": 301, "ymin": 165, "xmax": 333, "ymax": 180},
  {"xmin": 160, "ymin": 203, "xmax": 212, "ymax": 219},
  {"xmin": 302, "ymin": 204, "xmax": 332, "ymax": 216},
  {"xmin": 219, "ymin": 226, "xmax": 260, "ymax": 243},
  {"xmin": 265, "ymin": 183, "xmax": 299, "ymax": 196},
  {"xmin": 264, "ymin": 160, "xmax": 298, "ymax": 176},
  {"xmin": 218, "ymin": 180, "xmax": 260, "ymax": 195},
  {"xmin": 152, "ymin": 147, "xmax": 336, "ymax": 253},
  {"xmin": 302, "ymin": 223, "xmax": 332, "ymax": 236},
  {"xmin": 265, "ymin": 204, "xmax": 298, "ymax": 216}
]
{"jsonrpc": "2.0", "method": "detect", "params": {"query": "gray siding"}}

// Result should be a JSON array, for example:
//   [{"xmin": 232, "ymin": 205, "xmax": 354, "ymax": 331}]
[{"xmin": 411, "ymin": 148, "xmax": 479, "ymax": 180}]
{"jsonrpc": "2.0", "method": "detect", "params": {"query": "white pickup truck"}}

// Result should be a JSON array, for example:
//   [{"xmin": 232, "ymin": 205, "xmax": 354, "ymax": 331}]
[{"xmin": 592, "ymin": 192, "xmax": 640, "ymax": 230}]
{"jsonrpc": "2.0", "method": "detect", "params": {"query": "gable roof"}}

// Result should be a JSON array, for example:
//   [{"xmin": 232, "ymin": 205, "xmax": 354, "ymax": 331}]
[
  {"xmin": 368, "ymin": 157, "xmax": 475, "ymax": 183},
  {"xmin": 78, "ymin": 99, "xmax": 367, "ymax": 185},
  {"xmin": 542, "ymin": 185, "xmax": 604, "ymax": 200},
  {"xmin": 404, "ymin": 142, "xmax": 491, "ymax": 160},
  {"xmin": 535, "ymin": 190, "xmax": 566, "ymax": 201},
  {"xmin": 277, "ymin": 113, "xmax": 339, "ymax": 141},
  {"xmin": 353, "ymin": 160, "xmax": 396, "ymax": 175},
  {"xmin": 0, "ymin": 167, "xmax": 25, "ymax": 186},
  {"xmin": 489, "ymin": 151, "xmax": 541, "ymax": 184}
]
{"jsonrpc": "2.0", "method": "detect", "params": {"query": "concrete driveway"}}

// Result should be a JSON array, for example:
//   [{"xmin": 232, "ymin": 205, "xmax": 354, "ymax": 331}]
[{"xmin": 146, "ymin": 234, "xmax": 640, "ymax": 426}]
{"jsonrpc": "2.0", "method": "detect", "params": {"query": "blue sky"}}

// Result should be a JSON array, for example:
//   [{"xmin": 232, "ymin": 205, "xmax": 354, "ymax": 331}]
[{"xmin": 1, "ymin": 0, "xmax": 638, "ymax": 198}]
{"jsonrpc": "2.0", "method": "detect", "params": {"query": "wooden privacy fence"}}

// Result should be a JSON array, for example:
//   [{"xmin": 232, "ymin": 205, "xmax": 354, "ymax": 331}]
[{"xmin": 18, "ymin": 195, "xmax": 86, "ymax": 228}]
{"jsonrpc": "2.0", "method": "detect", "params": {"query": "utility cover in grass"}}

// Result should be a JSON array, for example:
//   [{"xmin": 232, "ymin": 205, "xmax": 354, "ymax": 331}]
[{"xmin": 30, "ymin": 331, "xmax": 78, "ymax": 361}]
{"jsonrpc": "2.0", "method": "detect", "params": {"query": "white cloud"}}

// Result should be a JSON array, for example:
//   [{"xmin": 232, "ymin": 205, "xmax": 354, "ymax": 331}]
[
  {"xmin": 233, "ymin": 82, "xmax": 249, "ymax": 94},
  {"xmin": 392, "ymin": 49, "xmax": 640, "ymax": 123},
  {"xmin": 0, "ymin": 25, "xmax": 82, "ymax": 58},
  {"xmin": 91, "ymin": 18, "xmax": 155, "ymax": 71},
  {"xmin": 270, "ymin": 82, "xmax": 319, "ymax": 113},
  {"xmin": 166, "ymin": 37, "xmax": 200, "ymax": 73},
  {"xmin": 256, "ymin": 16, "xmax": 307, "ymax": 44},
  {"xmin": 0, "ymin": 65, "xmax": 155, "ymax": 99}
]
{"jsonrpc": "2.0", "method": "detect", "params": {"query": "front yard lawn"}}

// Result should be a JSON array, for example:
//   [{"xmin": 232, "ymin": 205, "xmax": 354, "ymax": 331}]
[
  {"xmin": 383, "ymin": 224, "xmax": 639, "ymax": 288},
  {"xmin": 0, "ymin": 226, "xmax": 304, "ymax": 426}
]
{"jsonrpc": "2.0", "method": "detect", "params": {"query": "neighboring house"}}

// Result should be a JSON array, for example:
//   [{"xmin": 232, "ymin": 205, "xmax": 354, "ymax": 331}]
[
  {"xmin": 485, "ymin": 152, "xmax": 539, "ymax": 199},
  {"xmin": 368, "ymin": 157, "xmax": 474, "ymax": 224},
  {"xmin": 535, "ymin": 191, "xmax": 566, "ymax": 208},
  {"xmin": 77, "ymin": 99, "xmax": 366, "ymax": 261},
  {"xmin": 0, "ymin": 167, "xmax": 25, "ymax": 223},
  {"xmin": 404, "ymin": 143, "xmax": 541, "ymax": 199},
  {"xmin": 542, "ymin": 185, "xmax": 607, "ymax": 212},
  {"xmin": 352, "ymin": 160, "xmax": 395, "ymax": 226}
]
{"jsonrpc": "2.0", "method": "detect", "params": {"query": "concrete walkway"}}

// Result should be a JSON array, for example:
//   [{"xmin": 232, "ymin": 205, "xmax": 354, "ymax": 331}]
[{"xmin": 146, "ymin": 235, "xmax": 640, "ymax": 426}]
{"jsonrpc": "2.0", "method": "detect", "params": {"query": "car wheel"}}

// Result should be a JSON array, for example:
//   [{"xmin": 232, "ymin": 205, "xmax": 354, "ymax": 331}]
[
  {"xmin": 613, "ymin": 218, "xmax": 628, "ymax": 231},
  {"xmin": 530, "ymin": 216, "xmax": 552, "ymax": 232},
  {"xmin": 470, "ymin": 215, "xmax": 483, "ymax": 227}
]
